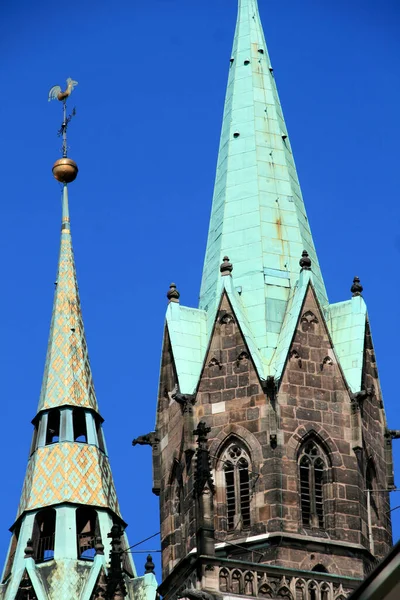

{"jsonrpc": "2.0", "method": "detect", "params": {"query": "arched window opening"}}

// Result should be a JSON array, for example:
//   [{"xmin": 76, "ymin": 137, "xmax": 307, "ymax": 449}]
[
  {"xmin": 312, "ymin": 564, "xmax": 328, "ymax": 573},
  {"xmin": 308, "ymin": 581, "xmax": 318, "ymax": 600},
  {"xmin": 231, "ymin": 569, "xmax": 243, "ymax": 594},
  {"xmin": 76, "ymin": 507, "xmax": 99, "ymax": 559},
  {"xmin": 244, "ymin": 572, "xmax": 254, "ymax": 595},
  {"xmin": 299, "ymin": 440, "xmax": 328, "ymax": 529},
  {"xmin": 220, "ymin": 441, "xmax": 252, "ymax": 530},
  {"xmin": 219, "ymin": 568, "xmax": 229, "ymax": 592},
  {"xmin": 32, "ymin": 509, "xmax": 56, "ymax": 562},
  {"xmin": 259, "ymin": 585, "xmax": 274, "ymax": 599},
  {"xmin": 2, "ymin": 522, "xmax": 21, "ymax": 582},
  {"xmin": 295, "ymin": 581, "xmax": 305, "ymax": 600},
  {"xmin": 45, "ymin": 410, "xmax": 60, "ymax": 445},
  {"xmin": 320, "ymin": 583, "xmax": 331, "ymax": 600},
  {"xmin": 73, "ymin": 409, "xmax": 88, "ymax": 443}
]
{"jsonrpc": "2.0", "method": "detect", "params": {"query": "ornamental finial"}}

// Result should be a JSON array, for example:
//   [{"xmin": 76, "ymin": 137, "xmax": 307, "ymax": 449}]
[
  {"xmin": 144, "ymin": 554, "xmax": 155, "ymax": 574},
  {"xmin": 49, "ymin": 78, "xmax": 79, "ymax": 183},
  {"xmin": 24, "ymin": 539, "xmax": 34, "ymax": 559},
  {"xmin": 167, "ymin": 282, "xmax": 180, "ymax": 303},
  {"xmin": 351, "ymin": 276, "xmax": 363, "ymax": 297},
  {"xmin": 94, "ymin": 536, "xmax": 105, "ymax": 555},
  {"xmin": 220, "ymin": 256, "xmax": 233, "ymax": 276},
  {"xmin": 299, "ymin": 250, "xmax": 311, "ymax": 271}
]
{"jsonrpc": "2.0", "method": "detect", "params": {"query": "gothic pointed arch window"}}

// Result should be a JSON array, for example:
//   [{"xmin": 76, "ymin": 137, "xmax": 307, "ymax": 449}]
[
  {"xmin": 298, "ymin": 439, "xmax": 329, "ymax": 529},
  {"xmin": 219, "ymin": 440, "xmax": 251, "ymax": 530},
  {"xmin": 219, "ymin": 568, "xmax": 229, "ymax": 592}
]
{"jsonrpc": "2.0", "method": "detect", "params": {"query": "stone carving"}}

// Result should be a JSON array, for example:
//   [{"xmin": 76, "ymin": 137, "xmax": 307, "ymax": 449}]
[
  {"xmin": 219, "ymin": 312, "xmax": 235, "ymax": 325},
  {"xmin": 289, "ymin": 349, "xmax": 302, "ymax": 368},
  {"xmin": 132, "ymin": 431, "xmax": 160, "ymax": 447},
  {"xmin": 301, "ymin": 310, "xmax": 318, "ymax": 331},
  {"xmin": 236, "ymin": 350, "xmax": 249, "ymax": 366},
  {"xmin": 216, "ymin": 566, "xmax": 353, "ymax": 599},
  {"xmin": 208, "ymin": 357, "xmax": 222, "ymax": 369},
  {"xmin": 179, "ymin": 590, "xmax": 216, "ymax": 600},
  {"xmin": 321, "ymin": 356, "xmax": 333, "ymax": 371},
  {"xmin": 172, "ymin": 392, "xmax": 196, "ymax": 414}
]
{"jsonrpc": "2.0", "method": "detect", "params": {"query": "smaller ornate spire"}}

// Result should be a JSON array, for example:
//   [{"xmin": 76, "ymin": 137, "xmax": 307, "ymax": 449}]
[
  {"xmin": 144, "ymin": 554, "xmax": 155, "ymax": 574},
  {"xmin": 299, "ymin": 250, "xmax": 311, "ymax": 271},
  {"xmin": 351, "ymin": 276, "xmax": 363, "ymax": 297},
  {"xmin": 220, "ymin": 255, "xmax": 233, "ymax": 276},
  {"xmin": 24, "ymin": 538, "xmax": 34, "ymax": 559},
  {"xmin": 167, "ymin": 282, "xmax": 180, "ymax": 303},
  {"xmin": 107, "ymin": 524, "xmax": 127, "ymax": 600}
]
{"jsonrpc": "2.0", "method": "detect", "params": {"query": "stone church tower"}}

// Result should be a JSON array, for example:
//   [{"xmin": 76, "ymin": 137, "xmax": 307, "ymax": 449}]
[
  {"xmin": 0, "ymin": 97, "xmax": 157, "ymax": 600},
  {"xmin": 144, "ymin": 0, "xmax": 396, "ymax": 598}
]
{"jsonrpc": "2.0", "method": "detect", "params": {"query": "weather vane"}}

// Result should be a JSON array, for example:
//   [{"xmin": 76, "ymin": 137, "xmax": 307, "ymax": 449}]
[{"xmin": 48, "ymin": 77, "xmax": 79, "ymax": 184}]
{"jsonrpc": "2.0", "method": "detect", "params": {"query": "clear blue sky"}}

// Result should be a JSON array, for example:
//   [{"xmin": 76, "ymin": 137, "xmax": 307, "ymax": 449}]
[{"xmin": 1, "ymin": 0, "xmax": 400, "ymax": 578}]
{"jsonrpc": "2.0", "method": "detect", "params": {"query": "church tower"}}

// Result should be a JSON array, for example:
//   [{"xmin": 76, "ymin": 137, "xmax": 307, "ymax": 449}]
[
  {"xmin": 0, "ymin": 83, "xmax": 157, "ymax": 600},
  {"xmin": 143, "ymin": 0, "xmax": 396, "ymax": 598}
]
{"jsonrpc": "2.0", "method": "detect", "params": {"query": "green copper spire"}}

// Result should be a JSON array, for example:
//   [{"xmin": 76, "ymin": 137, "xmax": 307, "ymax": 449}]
[
  {"xmin": 37, "ymin": 184, "xmax": 98, "ymax": 413},
  {"xmin": 199, "ymin": 0, "xmax": 327, "ymax": 362}
]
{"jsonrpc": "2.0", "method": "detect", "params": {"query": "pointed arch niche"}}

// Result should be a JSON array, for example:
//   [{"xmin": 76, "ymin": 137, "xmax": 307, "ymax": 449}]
[{"xmin": 216, "ymin": 437, "xmax": 252, "ymax": 532}]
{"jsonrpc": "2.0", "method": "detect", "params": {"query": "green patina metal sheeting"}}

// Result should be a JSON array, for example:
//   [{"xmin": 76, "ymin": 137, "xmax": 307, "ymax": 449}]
[
  {"xmin": 327, "ymin": 296, "xmax": 367, "ymax": 393},
  {"xmin": 199, "ymin": 0, "xmax": 327, "ymax": 363},
  {"xmin": 37, "ymin": 186, "xmax": 99, "ymax": 413},
  {"xmin": 165, "ymin": 0, "xmax": 371, "ymax": 398}
]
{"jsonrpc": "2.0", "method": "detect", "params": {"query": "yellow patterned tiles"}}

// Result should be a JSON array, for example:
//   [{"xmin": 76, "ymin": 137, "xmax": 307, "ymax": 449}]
[
  {"xmin": 17, "ymin": 443, "xmax": 121, "ymax": 518},
  {"xmin": 37, "ymin": 206, "xmax": 99, "ymax": 413}
]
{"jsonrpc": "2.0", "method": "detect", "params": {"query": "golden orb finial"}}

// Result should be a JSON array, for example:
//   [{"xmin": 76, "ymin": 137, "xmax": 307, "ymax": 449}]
[{"xmin": 52, "ymin": 157, "xmax": 78, "ymax": 184}]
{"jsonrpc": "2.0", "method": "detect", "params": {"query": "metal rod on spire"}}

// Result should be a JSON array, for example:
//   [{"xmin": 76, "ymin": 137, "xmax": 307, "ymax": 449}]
[{"xmin": 48, "ymin": 77, "xmax": 79, "ymax": 183}]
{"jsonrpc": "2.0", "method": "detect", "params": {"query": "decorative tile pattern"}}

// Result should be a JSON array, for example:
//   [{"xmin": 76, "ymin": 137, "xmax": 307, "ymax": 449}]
[
  {"xmin": 37, "ymin": 193, "xmax": 98, "ymax": 412},
  {"xmin": 45, "ymin": 559, "xmax": 87, "ymax": 600},
  {"xmin": 17, "ymin": 443, "xmax": 121, "ymax": 518}
]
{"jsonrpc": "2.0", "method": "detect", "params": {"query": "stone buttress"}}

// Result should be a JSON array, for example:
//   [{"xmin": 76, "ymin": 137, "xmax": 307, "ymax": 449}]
[
  {"xmin": 139, "ymin": 0, "xmax": 396, "ymax": 598},
  {"xmin": 0, "ymin": 184, "xmax": 157, "ymax": 600}
]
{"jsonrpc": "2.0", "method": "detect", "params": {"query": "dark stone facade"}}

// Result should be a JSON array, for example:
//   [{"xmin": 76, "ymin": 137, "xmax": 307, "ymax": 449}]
[{"xmin": 153, "ymin": 287, "xmax": 393, "ymax": 598}]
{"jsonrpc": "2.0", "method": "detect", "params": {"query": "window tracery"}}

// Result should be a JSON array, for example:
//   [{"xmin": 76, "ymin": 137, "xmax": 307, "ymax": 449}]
[
  {"xmin": 299, "ymin": 440, "xmax": 329, "ymax": 529},
  {"xmin": 220, "ymin": 441, "xmax": 251, "ymax": 530}
]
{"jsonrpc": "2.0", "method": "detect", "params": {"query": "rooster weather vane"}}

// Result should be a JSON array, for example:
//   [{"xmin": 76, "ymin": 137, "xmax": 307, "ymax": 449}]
[
  {"xmin": 48, "ymin": 78, "xmax": 79, "ymax": 184},
  {"xmin": 48, "ymin": 77, "xmax": 78, "ymax": 158}
]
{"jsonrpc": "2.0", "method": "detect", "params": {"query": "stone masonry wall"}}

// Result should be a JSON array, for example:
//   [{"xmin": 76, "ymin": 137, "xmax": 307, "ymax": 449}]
[{"xmin": 155, "ymin": 289, "xmax": 392, "ymax": 582}]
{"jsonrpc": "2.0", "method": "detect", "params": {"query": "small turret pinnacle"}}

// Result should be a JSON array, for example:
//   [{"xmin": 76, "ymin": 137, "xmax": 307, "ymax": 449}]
[
  {"xmin": 220, "ymin": 256, "xmax": 233, "ymax": 276},
  {"xmin": 144, "ymin": 554, "xmax": 155, "ymax": 574},
  {"xmin": 299, "ymin": 250, "xmax": 311, "ymax": 271},
  {"xmin": 351, "ymin": 276, "xmax": 363, "ymax": 297},
  {"xmin": 167, "ymin": 282, "xmax": 180, "ymax": 303},
  {"xmin": 95, "ymin": 537, "xmax": 105, "ymax": 555},
  {"xmin": 24, "ymin": 539, "xmax": 34, "ymax": 559}
]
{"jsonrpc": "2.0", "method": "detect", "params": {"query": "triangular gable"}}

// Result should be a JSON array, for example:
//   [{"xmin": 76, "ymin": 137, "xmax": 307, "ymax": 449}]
[
  {"xmin": 270, "ymin": 269, "xmax": 312, "ymax": 381},
  {"xmin": 166, "ymin": 277, "xmax": 266, "ymax": 394}
]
